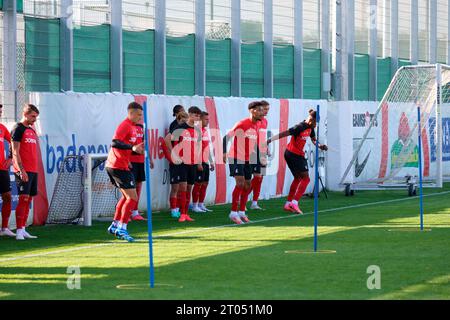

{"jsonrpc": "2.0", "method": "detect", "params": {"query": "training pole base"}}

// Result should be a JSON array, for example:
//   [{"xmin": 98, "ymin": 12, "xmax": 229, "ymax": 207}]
[
  {"xmin": 387, "ymin": 227, "xmax": 432, "ymax": 232},
  {"xmin": 285, "ymin": 249, "xmax": 337, "ymax": 254},
  {"xmin": 116, "ymin": 283, "xmax": 184, "ymax": 290}
]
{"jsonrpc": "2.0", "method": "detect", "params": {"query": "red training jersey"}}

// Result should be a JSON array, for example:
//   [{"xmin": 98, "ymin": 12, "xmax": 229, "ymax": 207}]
[
  {"xmin": 227, "ymin": 118, "xmax": 259, "ymax": 162},
  {"xmin": 172, "ymin": 122, "xmax": 202, "ymax": 165},
  {"xmin": 130, "ymin": 123, "xmax": 144, "ymax": 164},
  {"xmin": 11, "ymin": 123, "xmax": 39, "ymax": 173},
  {"xmin": 256, "ymin": 117, "xmax": 268, "ymax": 154},
  {"xmin": 106, "ymin": 118, "xmax": 139, "ymax": 171},
  {"xmin": 201, "ymin": 127, "xmax": 210, "ymax": 163},
  {"xmin": 0, "ymin": 124, "xmax": 11, "ymax": 171},
  {"xmin": 286, "ymin": 121, "xmax": 316, "ymax": 157}
]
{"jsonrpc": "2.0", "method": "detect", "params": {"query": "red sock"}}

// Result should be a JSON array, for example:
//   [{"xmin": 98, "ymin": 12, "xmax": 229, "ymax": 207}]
[
  {"xmin": 251, "ymin": 176, "xmax": 263, "ymax": 201},
  {"xmin": 239, "ymin": 187, "xmax": 251, "ymax": 212},
  {"xmin": 114, "ymin": 197, "xmax": 126, "ymax": 221},
  {"xmin": 15, "ymin": 195, "xmax": 30, "ymax": 229},
  {"xmin": 120, "ymin": 199, "xmax": 138, "ymax": 224},
  {"xmin": 199, "ymin": 184, "xmax": 208, "ymax": 203},
  {"xmin": 294, "ymin": 177, "xmax": 311, "ymax": 201},
  {"xmin": 232, "ymin": 186, "xmax": 243, "ymax": 212},
  {"xmin": 170, "ymin": 196, "xmax": 178, "ymax": 210},
  {"xmin": 192, "ymin": 183, "xmax": 201, "ymax": 204},
  {"xmin": 185, "ymin": 192, "xmax": 192, "ymax": 216},
  {"xmin": 287, "ymin": 178, "xmax": 301, "ymax": 202},
  {"xmin": 134, "ymin": 183, "xmax": 142, "ymax": 211},
  {"xmin": 1, "ymin": 197, "xmax": 12, "ymax": 229},
  {"xmin": 179, "ymin": 191, "xmax": 187, "ymax": 215}
]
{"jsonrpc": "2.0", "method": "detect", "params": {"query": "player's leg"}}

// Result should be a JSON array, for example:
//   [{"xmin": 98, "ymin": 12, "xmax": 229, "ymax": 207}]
[
  {"xmin": 198, "ymin": 163, "xmax": 212, "ymax": 212},
  {"xmin": 130, "ymin": 162, "xmax": 146, "ymax": 221},
  {"xmin": 250, "ymin": 162, "xmax": 264, "ymax": 210},
  {"xmin": 292, "ymin": 167, "xmax": 310, "ymax": 211},
  {"xmin": 178, "ymin": 164, "xmax": 192, "ymax": 222},
  {"xmin": 169, "ymin": 164, "xmax": 180, "ymax": 218},
  {"xmin": 106, "ymin": 168, "xmax": 138, "ymax": 241},
  {"xmin": 183, "ymin": 165, "xmax": 196, "ymax": 220},
  {"xmin": 238, "ymin": 165, "xmax": 253, "ymax": 223},
  {"xmin": 229, "ymin": 160, "xmax": 245, "ymax": 224},
  {"xmin": 0, "ymin": 170, "xmax": 15, "ymax": 237},
  {"xmin": 283, "ymin": 150, "xmax": 304, "ymax": 214},
  {"xmin": 109, "ymin": 191, "xmax": 126, "ymax": 235},
  {"xmin": 15, "ymin": 172, "xmax": 38, "ymax": 240},
  {"xmin": 191, "ymin": 165, "xmax": 204, "ymax": 213}
]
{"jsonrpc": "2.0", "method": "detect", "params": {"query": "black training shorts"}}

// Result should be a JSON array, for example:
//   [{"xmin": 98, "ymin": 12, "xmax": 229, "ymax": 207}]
[
  {"xmin": 106, "ymin": 167, "xmax": 136, "ymax": 190},
  {"xmin": 284, "ymin": 149, "xmax": 309, "ymax": 176}
]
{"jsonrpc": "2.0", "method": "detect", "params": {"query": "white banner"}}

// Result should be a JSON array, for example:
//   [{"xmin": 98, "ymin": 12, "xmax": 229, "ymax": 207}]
[{"xmin": 28, "ymin": 93, "xmax": 328, "ymax": 217}]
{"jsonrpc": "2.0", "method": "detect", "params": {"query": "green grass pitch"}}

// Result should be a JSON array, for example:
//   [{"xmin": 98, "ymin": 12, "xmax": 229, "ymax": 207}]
[{"xmin": 1, "ymin": 184, "xmax": 449, "ymax": 300}]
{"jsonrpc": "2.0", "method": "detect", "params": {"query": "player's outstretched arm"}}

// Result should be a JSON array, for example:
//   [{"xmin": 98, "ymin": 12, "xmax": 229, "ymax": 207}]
[
  {"xmin": 266, "ymin": 129, "xmax": 291, "ymax": 145},
  {"xmin": 311, "ymin": 137, "xmax": 328, "ymax": 151}
]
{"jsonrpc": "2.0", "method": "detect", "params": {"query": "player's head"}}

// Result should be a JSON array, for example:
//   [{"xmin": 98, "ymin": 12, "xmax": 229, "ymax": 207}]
[
  {"xmin": 0, "ymin": 104, "xmax": 3, "ymax": 118},
  {"xmin": 176, "ymin": 111, "xmax": 189, "ymax": 124},
  {"xmin": 127, "ymin": 102, "xmax": 143, "ymax": 124},
  {"xmin": 201, "ymin": 111, "xmax": 209, "ymax": 128},
  {"xmin": 248, "ymin": 101, "xmax": 264, "ymax": 120},
  {"xmin": 188, "ymin": 106, "xmax": 202, "ymax": 124},
  {"xmin": 173, "ymin": 105, "xmax": 185, "ymax": 117},
  {"xmin": 260, "ymin": 100, "xmax": 270, "ymax": 116},
  {"xmin": 306, "ymin": 109, "xmax": 317, "ymax": 128},
  {"xmin": 22, "ymin": 104, "xmax": 39, "ymax": 126}
]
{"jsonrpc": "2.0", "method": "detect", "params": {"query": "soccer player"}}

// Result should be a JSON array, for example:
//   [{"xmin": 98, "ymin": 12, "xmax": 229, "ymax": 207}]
[
  {"xmin": 0, "ymin": 104, "xmax": 15, "ymax": 238},
  {"xmin": 11, "ymin": 104, "xmax": 40, "ymax": 240},
  {"xmin": 106, "ymin": 102, "xmax": 145, "ymax": 242},
  {"xmin": 191, "ymin": 111, "xmax": 215, "ymax": 213},
  {"xmin": 129, "ymin": 120, "xmax": 154, "ymax": 221},
  {"xmin": 223, "ymin": 101, "xmax": 265, "ymax": 224},
  {"xmin": 267, "ymin": 109, "xmax": 328, "ymax": 214},
  {"xmin": 249, "ymin": 100, "xmax": 270, "ymax": 210},
  {"xmin": 164, "ymin": 105, "xmax": 186, "ymax": 218},
  {"xmin": 167, "ymin": 106, "xmax": 203, "ymax": 222}
]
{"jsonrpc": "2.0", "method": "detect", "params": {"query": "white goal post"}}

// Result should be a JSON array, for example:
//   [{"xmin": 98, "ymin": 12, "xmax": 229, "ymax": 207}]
[
  {"xmin": 340, "ymin": 64, "xmax": 450, "ymax": 192},
  {"xmin": 47, "ymin": 153, "xmax": 120, "ymax": 226}
]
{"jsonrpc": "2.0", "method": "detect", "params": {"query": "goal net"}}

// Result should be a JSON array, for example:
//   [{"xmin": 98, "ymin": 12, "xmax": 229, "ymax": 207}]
[
  {"xmin": 46, "ymin": 154, "xmax": 120, "ymax": 226},
  {"xmin": 340, "ymin": 64, "xmax": 450, "ymax": 190}
]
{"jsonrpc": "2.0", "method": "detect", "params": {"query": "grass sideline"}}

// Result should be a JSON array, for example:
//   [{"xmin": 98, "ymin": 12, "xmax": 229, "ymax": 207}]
[{"xmin": 0, "ymin": 184, "xmax": 449, "ymax": 300}]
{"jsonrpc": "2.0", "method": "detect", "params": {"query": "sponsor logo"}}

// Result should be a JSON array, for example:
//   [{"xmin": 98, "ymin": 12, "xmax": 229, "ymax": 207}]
[
  {"xmin": 355, "ymin": 151, "xmax": 371, "ymax": 177},
  {"xmin": 353, "ymin": 112, "xmax": 378, "ymax": 127},
  {"xmin": 25, "ymin": 138, "xmax": 37, "ymax": 144}
]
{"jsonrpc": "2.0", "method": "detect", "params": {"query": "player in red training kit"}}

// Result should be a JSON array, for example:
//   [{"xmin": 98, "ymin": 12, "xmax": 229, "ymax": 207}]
[
  {"xmin": 106, "ymin": 102, "xmax": 145, "ymax": 242},
  {"xmin": 0, "ymin": 104, "xmax": 14, "ymax": 238},
  {"xmin": 11, "ymin": 104, "xmax": 40, "ymax": 240},
  {"xmin": 249, "ymin": 100, "xmax": 270, "ymax": 210},
  {"xmin": 129, "ymin": 120, "xmax": 154, "ymax": 221},
  {"xmin": 164, "ymin": 105, "xmax": 186, "ymax": 219},
  {"xmin": 267, "ymin": 109, "xmax": 328, "ymax": 214},
  {"xmin": 223, "ymin": 101, "xmax": 265, "ymax": 224},
  {"xmin": 191, "ymin": 111, "xmax": 215, "ymax": 213},
  {"xmin": 167, "ymin": 106, "xmax": 203, "ymax": 222}
]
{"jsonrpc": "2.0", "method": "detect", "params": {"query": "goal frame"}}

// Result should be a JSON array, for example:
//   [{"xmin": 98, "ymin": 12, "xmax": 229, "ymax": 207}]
[{"xmin": 340, "ymin": 63, "xmax": 448, "ymax": 191}]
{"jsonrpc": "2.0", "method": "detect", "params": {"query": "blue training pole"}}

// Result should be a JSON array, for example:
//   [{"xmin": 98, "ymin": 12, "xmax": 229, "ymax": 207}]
[
  {"xmin": 143, "ymin": 101, "xmax": 155, "ymax": 288},
  {"xmin": 314, "ymin": 105, "xmax": 320, "ymax": 252},
  {"xmin": 417, "ymin": 106, "xmax": 424, "ymax": 231}
]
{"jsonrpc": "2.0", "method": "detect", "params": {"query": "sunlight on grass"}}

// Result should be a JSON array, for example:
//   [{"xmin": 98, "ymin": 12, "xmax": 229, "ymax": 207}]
[
  {"xmin": 0, "ymin": 291, "xmax": 12, "ymax": 298},
  {"xmin": 374, "ymin": 274, "xmax": 450, "ymax": 299},
  {"xmin": 0, "ymin": 273, "xmax": 108, "ymax": 285}
]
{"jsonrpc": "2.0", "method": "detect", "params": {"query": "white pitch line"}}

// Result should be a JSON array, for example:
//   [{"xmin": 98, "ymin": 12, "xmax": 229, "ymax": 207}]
[{"xmin": 1, "ymin": 190, "xmax": 449, "ymax": 263}]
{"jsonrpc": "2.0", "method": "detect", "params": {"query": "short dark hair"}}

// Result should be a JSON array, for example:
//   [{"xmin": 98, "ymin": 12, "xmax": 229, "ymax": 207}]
[
  {"xmin": 188, "ymin": 106, "xmax": 202, "ymax": 115},
  {"xmin": 201, "ymin": 111, "xmax": 209, "ymax": 117},
  {"xmin": 260, "ymin": 100, "xmax": 270, "ymax": 106},
  {"xmin": 173, "ymin": 105, "xmax": 184, "ymax": 117},
  {"xmin": 248, "ymin": 101, "xmax": 263, "ymax": 110},
  {"xmin": 23, "ymin": 104, "xmax": 39, "ymax": 115},
  {"xmin": 0, "ymin": 104, "xmax": 3, "ymax": 109},
  {"xmin": 308, "ymin": 109, "xmax": 317, "ymax": 119},
  {"xmin": 128, "ymin": 102, "xmax": 143, "ymax": 111}
]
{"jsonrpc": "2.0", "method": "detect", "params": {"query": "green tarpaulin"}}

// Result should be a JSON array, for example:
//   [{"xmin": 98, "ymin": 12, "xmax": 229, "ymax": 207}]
[
  {"xmin": 166, "ymin": 34, "xmax": 195, "ymax": 96},
  {"xmin": 274, "ymin": 44, "xmax": 294, "ymax": 99},
  {"xmin": 303, "ymin": 48, "xmax": 322, "ymax": 99},
  {"xmin": 206, "ymin": 39, "xmax": 231, "ymax": 97},
  {"xmin": 241, "ymin": 42, "xmax": 264, "ymax": 98},
  {"xmin": 123, "ymin": 29, "xmax": 155, "ymax": 94}
]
